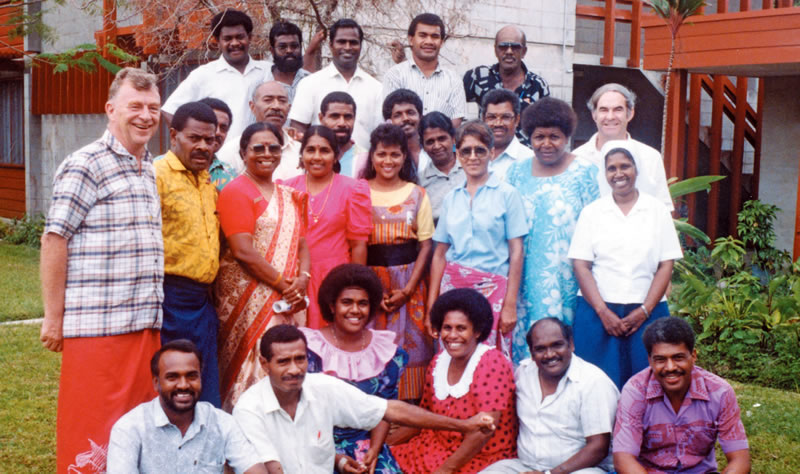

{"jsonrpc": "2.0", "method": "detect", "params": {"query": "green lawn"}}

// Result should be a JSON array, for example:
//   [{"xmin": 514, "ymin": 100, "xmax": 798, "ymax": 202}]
[{"xmin": 0, "ymin": 243, "xmax": 42, "ymax": 322}]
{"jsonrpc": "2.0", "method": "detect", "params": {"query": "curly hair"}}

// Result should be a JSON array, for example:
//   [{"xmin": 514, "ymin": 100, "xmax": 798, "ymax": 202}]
[
  {"xmin": 317, "ymin": 264, "xmax": 384, "ymax": 323},
  {"xmin": 429, "ymin": 288, "xmax": 493, "ymax": 343}
]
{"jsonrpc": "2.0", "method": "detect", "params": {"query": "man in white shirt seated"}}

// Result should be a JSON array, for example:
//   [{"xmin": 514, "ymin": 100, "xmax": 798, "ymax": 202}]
[
  {"xmin": 480, "ymin": 88, "xmax": 533, "ymax": 181},
  {"xmin": 217, "ymin": 81, "xmax": 302, "ymax": 179},
  {"xmin": 161, "ymin": 9, "xmax": 270, "ymax": 142},
  {"xmin": 234, "ymin": 324, "xmax": 497, "ymax": 474},
  {"xmin": 107, "ymin": 340, "xmax": 268, "ymax": 474},
  {"xmin": 482, "ymin": 318, "xmax": 619, "ymax": 474},
  {"xmin": 572, "ymin": 83, "xmax": 673, "ymax": 210}
]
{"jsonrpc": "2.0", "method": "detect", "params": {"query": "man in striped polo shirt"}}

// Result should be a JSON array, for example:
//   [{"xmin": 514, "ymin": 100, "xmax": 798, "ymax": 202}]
[{"xmin": 382, "ymin": 13, "xmax": 467, "ymax": 128}]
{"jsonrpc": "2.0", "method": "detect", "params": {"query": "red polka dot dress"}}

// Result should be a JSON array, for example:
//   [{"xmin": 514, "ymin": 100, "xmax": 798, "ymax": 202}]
[{"xmin": 391, "ymin": 345, "xmax": 517, "ymax": 473}]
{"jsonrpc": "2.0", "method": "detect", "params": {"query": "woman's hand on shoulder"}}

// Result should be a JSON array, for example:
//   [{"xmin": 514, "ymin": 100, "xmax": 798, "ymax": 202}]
[{"xmin": 597, "ymin": 307, "xmax": 627, "ymax": 337}]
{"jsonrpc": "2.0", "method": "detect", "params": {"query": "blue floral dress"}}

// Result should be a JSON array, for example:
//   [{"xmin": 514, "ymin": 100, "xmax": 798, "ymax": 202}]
[
  {"xmin": 505, "ymin": 157, "xmax": 599, "ymax": 364},
  {"xmin": 305, "ymin": 330, "xmax": 408, "ymax": 473}
]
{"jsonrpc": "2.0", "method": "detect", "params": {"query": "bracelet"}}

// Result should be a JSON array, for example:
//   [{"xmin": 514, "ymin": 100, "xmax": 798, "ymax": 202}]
[
  {"xmin": 301, "ymin": 271, "xmax": 311, "ymax": 279},
  {"xmin": 640, "ymin": 304, "xmax": 650, "ymax": 318},
  {"xmin": 270, "ymin": 272, "xmax": 283, "ymax": 287},
  {"xmin": 337, "ymin": 456, "xmax": 348, "ymax": 472}
]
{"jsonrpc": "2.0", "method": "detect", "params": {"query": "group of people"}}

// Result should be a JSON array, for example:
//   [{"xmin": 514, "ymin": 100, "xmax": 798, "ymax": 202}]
[{"xmin": 39, "ymin": 7, "xmax": 752, "ymax": 474}]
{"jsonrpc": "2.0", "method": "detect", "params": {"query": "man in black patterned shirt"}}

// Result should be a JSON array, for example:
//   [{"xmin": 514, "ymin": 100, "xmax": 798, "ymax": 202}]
[{"xmin": 463, "ymin": 25, "xmax": 549, "ymax": 145}]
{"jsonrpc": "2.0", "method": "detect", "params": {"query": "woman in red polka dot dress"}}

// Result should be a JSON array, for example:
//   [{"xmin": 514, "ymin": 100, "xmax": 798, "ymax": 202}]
[{"xmin": 390, "ymin": 288, "xmax": 517, "ymax": 473}]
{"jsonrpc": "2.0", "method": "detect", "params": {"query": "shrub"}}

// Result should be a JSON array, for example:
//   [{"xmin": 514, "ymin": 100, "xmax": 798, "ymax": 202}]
[
  {"xmin": 0, "ymin": 214, "xmax": 46, "ymax": 248},
  {"xmin": 671, "ymin": 200, "xmax": 800, "ymax": 392}
]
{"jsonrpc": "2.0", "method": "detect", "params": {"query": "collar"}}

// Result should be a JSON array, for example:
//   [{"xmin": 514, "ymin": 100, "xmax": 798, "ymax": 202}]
[
  {"xmin": 432, "ymin": 343, "xmax": 491, "ymax": 400},
  {"xmin": 423, "ymin": 159, "xmax": 461, "ymax": 179},
  {"xmin": 409, "ymin": 58, "xmax": 442, "ymax": 75},
  {"xmin": 644, "ymin": 366, "xmax": 711, "ymax": 402},
  {"xmin": 495, "ymin": 137, "xmax": 531, "ymax": 162},
  {"xmin": 213, "ymin": 56, "xmax": 265, "ymax": 75},
  {"xmin": 592, "ymin": 132, "xmax": 633, "ymax": 152},
  {"xmin": 209, "ymin": 156, "xmax": 225, "ymax": 172},
  {"xmin": 259, "ymin": 375, "xmax": 314, "ymax": 414},
  {"xmin": 103, "ymin": 129, "xmax": 152, "ymax": 163},
  {"xmin": 489, "ymin": 61, "xmax": 530, "ymax": 78},
  {"xmin": 324, "ymin": 63, "xmax": 368, "ymax": 82},
  {"xmin": 164, "ymin": 150, "xmax": 211, "ymax": 181},
  {"xmin": 149, "ymin": 397, "xmax": 206, "ymax": 435},
  {"xmin": 456, "ymin": 171, "xmax": 502, "ymax": 192}
]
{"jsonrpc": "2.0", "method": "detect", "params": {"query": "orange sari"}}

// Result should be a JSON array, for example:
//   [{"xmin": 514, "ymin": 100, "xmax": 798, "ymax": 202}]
[{"xmin": 215, "ymin": 184, "xmax": 307, "ymax": 411}]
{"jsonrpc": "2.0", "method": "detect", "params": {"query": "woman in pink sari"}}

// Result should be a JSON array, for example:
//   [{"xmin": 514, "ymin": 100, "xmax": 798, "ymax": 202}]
[
  {"xmin": 215, "ymin": 122, "xmax": 311, "ymax": 411},
  {"xmin": 283, "ymin": 125, "xmax": 372, "ymax": 329}
]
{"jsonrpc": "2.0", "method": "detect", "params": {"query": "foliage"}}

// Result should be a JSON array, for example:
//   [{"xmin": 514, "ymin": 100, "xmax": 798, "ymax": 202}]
[
  {"xmin": 0, "ymin": 243, "xmax": 42, "ymax": 322},
  {"xmin": 737, "ymin": 200, "xmax": 790, "ymax": 272},
  {"xmin": 0, "ymin": 214, "xmax": 45, "ymax": 248},
  {"xmin": 669, "ymin": 175, "xmax": 725, "ymax": 245},
  {"xmin": 671, "ymin": 201, "xmax": 800, "ymax": 391},
  {"xmin": 36, "ymin": 43, "xmax": 140, "ymax": 74},
  {"xmin": 645, "ymin": 0, "xmax": 706, "ymax": 154}
]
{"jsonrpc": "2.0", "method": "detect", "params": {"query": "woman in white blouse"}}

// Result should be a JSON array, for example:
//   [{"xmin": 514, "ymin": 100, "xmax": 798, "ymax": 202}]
[{"xmin": 568, "ymin": 141, "xmax": 682, "ymax": 389}]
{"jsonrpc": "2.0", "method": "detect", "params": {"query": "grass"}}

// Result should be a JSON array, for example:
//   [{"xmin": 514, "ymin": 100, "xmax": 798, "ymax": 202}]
[
  {"xmin": 0, "ymin": 324, "xmax": 60, "ymax": 473},
  {"xmin": 0, "ymin": 323, "xmax": 798, "ymax": 473},
  {"xmin": 0, "ymin": 243, "xmax": 42, "ymax": 322}
]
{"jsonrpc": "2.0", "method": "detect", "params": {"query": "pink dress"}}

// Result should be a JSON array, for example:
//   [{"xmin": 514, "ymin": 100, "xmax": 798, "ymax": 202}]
[
  {"xmin": 283, "ymin": 173, "xmax": 372, "ymax": 328},
  {"xmin": 391, "ymin": 345, "xmax": 517, "ymax": 473}
]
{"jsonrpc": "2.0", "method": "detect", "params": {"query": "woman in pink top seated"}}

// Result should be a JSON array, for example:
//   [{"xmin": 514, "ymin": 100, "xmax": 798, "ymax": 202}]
[{"xmin": 283, "ymin": 126, "xmax": 372, "ymax": 329}]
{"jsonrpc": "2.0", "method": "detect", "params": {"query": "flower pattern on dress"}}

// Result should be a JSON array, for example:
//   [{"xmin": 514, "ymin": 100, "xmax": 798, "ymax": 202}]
[{"xmin": 506, "ymin": 157, "xmax": 599, "ymax": 365}]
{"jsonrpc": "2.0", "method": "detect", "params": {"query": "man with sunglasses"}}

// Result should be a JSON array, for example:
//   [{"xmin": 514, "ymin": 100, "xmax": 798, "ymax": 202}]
[
  {"xmin": 480, "ymin": 88, "xmax": 533, "ymax": 181},
  {"xmin": 218, "ymin": 81, "xmax": 302, "ymax": 180},
  {"xmin": 464, "ymin": 25, "xmax": 550, "ymax": 146}
]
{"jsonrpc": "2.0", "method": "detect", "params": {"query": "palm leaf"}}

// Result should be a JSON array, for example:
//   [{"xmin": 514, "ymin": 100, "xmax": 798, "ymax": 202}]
[{"xmin": 669, "ymin": 175, "xmax": 725, "ymax": 199}]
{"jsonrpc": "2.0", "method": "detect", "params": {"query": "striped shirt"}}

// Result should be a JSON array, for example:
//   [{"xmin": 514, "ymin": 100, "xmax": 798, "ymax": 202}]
[
  {"xmin": 382, "ymin": 59, "xmax": 466, "ymax": 119},
  {"xmin": 45, "ymin": 130, "xmax": 164, "ymax": 338}
]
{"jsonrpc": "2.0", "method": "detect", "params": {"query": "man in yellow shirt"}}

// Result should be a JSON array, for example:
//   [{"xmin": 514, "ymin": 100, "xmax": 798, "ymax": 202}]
[{"xmin": 154, "ymin": 101, "xmax": 222, "ymax": 406}]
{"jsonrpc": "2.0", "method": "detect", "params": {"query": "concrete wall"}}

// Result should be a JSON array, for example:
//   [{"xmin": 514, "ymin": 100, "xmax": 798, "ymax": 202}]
[{"xmin": 757, "ymin": 76, "xmax": 800, "ymax": 252}]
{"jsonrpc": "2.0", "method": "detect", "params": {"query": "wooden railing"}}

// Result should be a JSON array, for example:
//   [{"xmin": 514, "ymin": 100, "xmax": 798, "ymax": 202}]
[{"xmin": 575, "ymin": 0, "xmax": 648, "ymax": 67}]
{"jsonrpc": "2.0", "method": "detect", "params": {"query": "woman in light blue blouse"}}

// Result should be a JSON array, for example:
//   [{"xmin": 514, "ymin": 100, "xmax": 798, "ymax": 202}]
[
  {"xmin": 505, "ymin": 97, "xmax": 600, "ymax": 365},
  {"xmin": 427, "ymin": 121, "xmax": 527, "ymax": 360}
]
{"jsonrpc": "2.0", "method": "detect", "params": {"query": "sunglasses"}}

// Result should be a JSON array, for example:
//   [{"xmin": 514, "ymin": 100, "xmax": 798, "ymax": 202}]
[
  {"xmin": 249, "ymin": 143, "xmax": 282, "ymax": 156},
  {"xmin": 497, "ymin": 42, "xmax": 523, "ymax": 52},
  {"xmin": 458, "ymin": 146, "xmax": 489, "ymax": 158}
]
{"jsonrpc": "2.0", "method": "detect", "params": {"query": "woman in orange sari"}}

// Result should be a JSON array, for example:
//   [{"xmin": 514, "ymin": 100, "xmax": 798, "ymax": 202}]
[{"xmin": 215, "ymin": 122, "xmax": 311, "ymax": 411}]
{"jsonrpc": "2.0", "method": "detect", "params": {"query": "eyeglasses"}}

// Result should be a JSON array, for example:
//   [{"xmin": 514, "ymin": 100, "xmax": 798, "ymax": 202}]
[
  {"xmin": 497, "ymin": 42, "xmax": 523, "ymax": 52},
  {"xmin": 458, "ymin": 146, "xmax": 489, "ymax": 158},
  {"xmin": 484, "ymin": 113, "xmax": 516, "ymax": 124},
  {"xmin": 248, "ymin": 143, "xmax": 282, "ymax": 156}
]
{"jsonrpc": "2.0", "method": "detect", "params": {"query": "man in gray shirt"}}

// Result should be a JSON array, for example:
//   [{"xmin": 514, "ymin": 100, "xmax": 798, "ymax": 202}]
[{"xmin": 108, "ymin": 340, "xmax": 269, "ymax": 473}]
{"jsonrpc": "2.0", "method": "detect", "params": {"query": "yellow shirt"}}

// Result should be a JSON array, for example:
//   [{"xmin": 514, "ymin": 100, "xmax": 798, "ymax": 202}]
[{"xmin": 155, "ymin": 152, "xmax": 220, "ymax": 284}]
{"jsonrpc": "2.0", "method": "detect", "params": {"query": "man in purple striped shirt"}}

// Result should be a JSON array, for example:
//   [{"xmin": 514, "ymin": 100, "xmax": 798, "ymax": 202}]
[{"xmin": 613, "ymin": 317, "xmax": 750, "ymax": 473}]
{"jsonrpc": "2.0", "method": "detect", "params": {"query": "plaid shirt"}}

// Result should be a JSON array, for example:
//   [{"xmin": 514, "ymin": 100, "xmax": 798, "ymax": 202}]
[{"xmin": 45, "ymin": 130, "xmax": 164, "ymax": 338}]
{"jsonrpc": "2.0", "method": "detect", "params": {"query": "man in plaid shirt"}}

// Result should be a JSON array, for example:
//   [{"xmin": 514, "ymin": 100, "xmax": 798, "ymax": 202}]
[{"xmin": 40, "ymin": 67, "xmax": 165, "ymax": 474}]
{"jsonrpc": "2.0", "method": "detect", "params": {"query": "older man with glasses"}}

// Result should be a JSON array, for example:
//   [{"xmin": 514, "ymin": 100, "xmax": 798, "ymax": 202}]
[{"xmin": 464, "ymin": 25, "xmax": 550, "ymax": 146}]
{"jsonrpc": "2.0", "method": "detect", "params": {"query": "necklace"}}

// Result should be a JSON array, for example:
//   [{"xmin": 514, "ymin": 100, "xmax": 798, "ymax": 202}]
[
  {"xmin": 331, "ymin": 327, "xmax": 368, "ymax": 352},
  {"xmin": 306, "ymin": 174, "xmax": 334, "ymax": 224}
]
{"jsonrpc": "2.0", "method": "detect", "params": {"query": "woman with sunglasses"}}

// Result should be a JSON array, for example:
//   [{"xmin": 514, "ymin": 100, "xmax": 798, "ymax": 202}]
[
  {"xmin": 505, "ymin": 97, "xmax": 600, "ymax": 365},
  {"xmin": 427, "ymin": 120, "xmax": 527, "ymax": 360},
  {"xmin": 214, "ymin": 122, "xmax": 311, "ymax": 411},
  {"xmin": 361, "ymin": 123, "xmax": 434, "ymax": 402},
  {"xmin": 283, "ymin": 126, "xmax": 372, "ymax": 329}
]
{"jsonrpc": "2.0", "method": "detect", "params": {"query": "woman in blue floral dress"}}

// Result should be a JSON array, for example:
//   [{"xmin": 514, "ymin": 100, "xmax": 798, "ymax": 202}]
[
  {"xmin": 302, "ymin": 263, "xmax": 407, "ymax": 473},
  {"xmin": 506, "ymin": 98, "xmax": 600, "ymax": 364}
]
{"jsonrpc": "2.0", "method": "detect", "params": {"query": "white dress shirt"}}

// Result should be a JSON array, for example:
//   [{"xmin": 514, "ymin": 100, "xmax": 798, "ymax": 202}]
[
  {"xmin": 162, "ymin": 57, "xmax": 271, "ymax": 143},
  {"xmin": 233, "ymin": 373, "xmax": 387, "ymax": 474},
  {"xmin": 217, "ymin": 128, "xmax": 302, "ymax": 179},
  {"xmin": 287, "ymin": 63, "xmax": 383, "ymax": 150},
  {"xmin": 568, "ymin": 192, "xmax": 683, "ymax": 304},
  {"xmin": 572, "ymin": 133, "xmax": 673, "ymax": 210},
  {"xmin": 515, "ymin": 355, "xmax": 619, "ymax": 472},
  {"xmin": 107, "ymin": 397, "xmax": 264, "ymax": 474},
  {"xmin": 491, "ymin": 137, "xmax": 533, "ymax": 182}
]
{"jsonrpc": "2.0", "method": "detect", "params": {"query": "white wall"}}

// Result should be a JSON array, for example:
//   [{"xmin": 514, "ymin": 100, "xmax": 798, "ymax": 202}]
[{"xmin": 757, "ymin": 76, "xmax": 800, "ymax": 252}]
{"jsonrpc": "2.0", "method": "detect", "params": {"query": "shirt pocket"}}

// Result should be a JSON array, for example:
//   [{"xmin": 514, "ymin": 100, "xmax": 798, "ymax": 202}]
[
  {"xmin": 682, "ymin": 421, "xmax": 718, "ymax": 457},
  {"xmin": 194, "ymin": 454, "xmax": 225, "ymax": 473},
  {"xmin": 308, "ymin": 429, "xmax": 335, "ymax": 465}
]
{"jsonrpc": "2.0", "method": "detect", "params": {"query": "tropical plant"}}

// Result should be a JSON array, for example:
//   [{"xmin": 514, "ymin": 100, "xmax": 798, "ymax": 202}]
[
  {"xmin": 645, "ymin": 0, "xmax": 706, "ymax": 154},
  {"xmin": 669, "ymin": 174, "xmax": 724, "ymax": 244}
]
